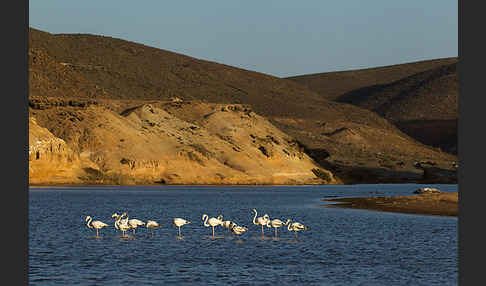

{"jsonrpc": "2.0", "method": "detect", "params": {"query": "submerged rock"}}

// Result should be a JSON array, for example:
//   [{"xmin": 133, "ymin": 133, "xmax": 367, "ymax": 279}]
[{"xmin": 414, "ymin": 187, "xmax": 441, "ymax": 194}]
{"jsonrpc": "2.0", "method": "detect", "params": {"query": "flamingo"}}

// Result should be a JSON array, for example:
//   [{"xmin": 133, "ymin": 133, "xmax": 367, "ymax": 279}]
[
  {"xmin": 112, "ymin": 213, "xmax": 130, "ymax": 237},
  {"xmin": 222, "ymin": 220, "xmax": 237, "ymax": 233},
  {"xmin": 173, "ymin": 218, "xmax": 191, "ymax": 237},
  {"xmin": 202, "ymin": 214, "xmax": 223, "ymax": 238},
  {"xmin": 266, "ymin": 218, "xmax": 291, "ymax": 238},
  {"xmin": 146, "ymin": 220, "xmax": 161, "ymax": 236},
  {"xmin": 115, "ymin": 212, "xmax": 129, "ymax": 227},
  {"xmin": 85, "ymin": 216, "xmax": 109, "ymax": 238},
  {"xmin": 125, "ymin": 214, "xmax": 145, "ymax": 235},
  {"xmin": 287, "ymin": 219, "xmax": 309, "ymax": 239},
  {"xmin": 252, "ymin": 209, "xmax": 270, "ymax": 236},
  {"xmin": 230, "ymin": 224, "xmax": 248, "ymax": 236}
]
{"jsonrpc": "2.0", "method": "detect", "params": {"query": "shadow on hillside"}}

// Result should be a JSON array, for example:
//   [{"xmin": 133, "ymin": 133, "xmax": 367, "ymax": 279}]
[
  {"xmin": 395, "ymin": 120, "xmax": 457, "ymax": 155},
  {"xmin": 336, "ymin": 83, "xmax": 391, "ymax": 105},
  {"xmin": 307, "ymin": 153, "xmax": 457, "ymax": 184}
]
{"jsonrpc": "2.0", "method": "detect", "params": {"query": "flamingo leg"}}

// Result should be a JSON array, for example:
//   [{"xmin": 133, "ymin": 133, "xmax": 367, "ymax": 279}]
[
  {"xmin": 212, "ymin": 226, "xmax": 215, "ymax": 238},
  {"xmin": 275, "ymin": 228, "xmax": 278, "ymax": 238},
  {"xmin": 261, "ymin": 225, "xmax": 264, "ymax": 236},
  {"xmin": 96, "ymin": 229, "xmax": 99, "ymax": 237},
  {"xmin": 178, "ymin": 226, "xmax": 181, "ymax": 237}
]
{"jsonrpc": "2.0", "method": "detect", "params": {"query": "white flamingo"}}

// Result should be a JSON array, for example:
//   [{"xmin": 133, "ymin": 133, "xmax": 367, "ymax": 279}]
[
  {"xmin": 230, "ymin": 224, "xmax": 248, "ymax": 236},
  {"xmin": 222, "ymin": 220, "xmax": 237, "ymax": 233},
  {"xmin": 125, "ymin": 214, "xmax": 145, "ymax": 235},
  {"xmin": 287, "ymin": 219, "xmax": 309, "ymax": 239},
  {"xmin": 113, "ymin": 213, "xmax": 130, "ymax": 237},
  {"xmin": 202, "ymin": 214, "xmax": 223, "ymax": 238},
  {"xmin": 266, "ymin": 218, "xmax": 291, "ymax": 238},
  {"xmin": 252, "ymin": 209, "xmax": 270, "ymax": 236},
  {"xmin": 85, "ymin": 216, "xmax": 109, "ymax": 238},
  {"xmin": 146, "ymin": 220, "xmax": 161, "ymax": 236},
  {"xmin": 173, "ymin": 218, "xmax": 191, "ymax": 237},
  {"xmin": 115, "ymin": 212, "xmax": 129, "ymax": 227}
]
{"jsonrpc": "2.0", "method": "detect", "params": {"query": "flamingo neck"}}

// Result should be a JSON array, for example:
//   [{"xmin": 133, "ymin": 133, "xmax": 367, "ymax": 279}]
[
  {"xmin": 86, "ymin": 217, "xmax": 93, "ymax": 228},
  {"xmin": 114, "ymin": 215, "xmax": 121, "ymax": 230},
  {"xmin": 252, "ymin": 210, "xmax": 258, "ymax": 225},
  {"xmin": 202, "ymin": 215, "xmax": 209, "ymax": 227}
]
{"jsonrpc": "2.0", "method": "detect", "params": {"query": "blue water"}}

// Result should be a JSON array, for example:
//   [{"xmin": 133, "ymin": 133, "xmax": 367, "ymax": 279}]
[{"xmin": 29, "ymin": 184, "xmax": 458, "ymax": 285}]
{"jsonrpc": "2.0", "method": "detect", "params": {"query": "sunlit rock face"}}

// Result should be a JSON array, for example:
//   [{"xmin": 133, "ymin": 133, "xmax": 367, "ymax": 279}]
[{"xmin": 29, "ymin": 100, "xmax": 338, "ymax": 185}]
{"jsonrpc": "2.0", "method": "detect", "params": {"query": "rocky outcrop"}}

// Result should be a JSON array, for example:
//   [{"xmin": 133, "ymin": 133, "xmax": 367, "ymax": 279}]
[
  {"xmin": 29, "ymin": 117, "xmax": 97, "ymax": 184},
  {"xmin": 29, "ymin": 98, "xmax": 339, "ymax": 185}
]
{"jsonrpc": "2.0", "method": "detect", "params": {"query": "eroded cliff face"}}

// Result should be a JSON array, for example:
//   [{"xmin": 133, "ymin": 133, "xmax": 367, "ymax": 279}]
[
  {"xmin": 29, "ymin": 97, "xmax": 338, "ymax": 185},
  {"xmin": 29, "ymin": 117, "xmax": 97, "ymax": 184}
]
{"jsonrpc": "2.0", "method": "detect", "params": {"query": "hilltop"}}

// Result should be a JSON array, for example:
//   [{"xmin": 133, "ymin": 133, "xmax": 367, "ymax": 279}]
[
  {"xmin": 286, "ymin": 57, "xmax": 457, "ymax": 101},
  {"xmin": 29, "ymin": 28, "xmax": 457, "ymax": 184}
]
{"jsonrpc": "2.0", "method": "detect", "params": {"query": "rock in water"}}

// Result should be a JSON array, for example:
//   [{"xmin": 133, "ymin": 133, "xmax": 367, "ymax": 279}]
[{"xmin": 414, "ymin": 187, "xmax": 441, "ymax": 194}]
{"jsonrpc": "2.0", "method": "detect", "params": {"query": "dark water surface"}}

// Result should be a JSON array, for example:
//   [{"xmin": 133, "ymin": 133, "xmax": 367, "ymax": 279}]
[{"xmin": 29, "ymin": 184, "xmax": 457, "ymax": 285}]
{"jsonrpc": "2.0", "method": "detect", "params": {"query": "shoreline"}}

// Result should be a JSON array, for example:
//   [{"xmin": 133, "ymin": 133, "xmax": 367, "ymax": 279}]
[
  {"xmin": 28, "ymin": 183, "xmax": 334, "ymax": 188},
  {"xmin": 323, "ymin": 192, "xmax": 458, "ymax": 216}
]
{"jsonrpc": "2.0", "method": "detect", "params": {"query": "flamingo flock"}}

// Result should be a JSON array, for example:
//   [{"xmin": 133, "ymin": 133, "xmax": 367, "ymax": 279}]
[{"xmin": 84, "ymin": 209, "xmax": 308, "ymax": 239}]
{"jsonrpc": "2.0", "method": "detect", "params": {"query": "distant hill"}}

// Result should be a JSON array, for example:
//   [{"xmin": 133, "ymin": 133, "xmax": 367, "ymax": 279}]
[
  {"xmin": 337, "ymin": 62, "xmax": 458, "ymax": 154},
  {"xmin": 286, "ymin": 57, "xmax": 458, "ymax": 101},
  {"xmin": 336, "ymin": 62, "xmax": 458, "ymax": 121},
  {"xmin": 287, "ymin": 58, "xmax": 458, "ymax": 154},
  {"xmin": 29, "ymin": 28, "xmax": 457, "ymax": 184}
]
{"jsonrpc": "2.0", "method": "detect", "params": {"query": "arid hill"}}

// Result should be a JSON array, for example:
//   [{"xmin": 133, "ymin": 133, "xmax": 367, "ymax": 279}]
[
  {"xmin": 286, "ymin": 57, "xmax": 457, "ymax": 101},
  {"xmin": 338, "ymin": 63, "xmax": 457, "ymax": 154},
  {"xmin": 287, "ymin": 58, "xmax": 458, "ymax": 155},
  {"xmin": 30, "ymin": 96, "xmax": 337, "ymax": 185},
  {"xmin": 29, "ymin": 28, "xmax": 458, "ymax": 184}
]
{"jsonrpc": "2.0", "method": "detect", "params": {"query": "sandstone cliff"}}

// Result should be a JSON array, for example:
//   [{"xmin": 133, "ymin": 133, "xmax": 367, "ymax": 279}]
[
  {"xmin": 29, "ymin": 116, "xmax": 95, "ymax": 184},
  {"xmin": 29, "ymin": 97, "xmax": 337, "ymax": 185}
]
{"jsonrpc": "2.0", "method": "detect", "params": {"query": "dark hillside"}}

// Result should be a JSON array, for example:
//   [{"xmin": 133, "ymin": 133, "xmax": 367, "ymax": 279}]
[
  {"xmin": 286, "ymin": 57, "xmax": 457, "ymax": 101},
  {"xmin": 337, "ymin": 63, "xmax": 458, "ymax": 154},
  {"xmin": 287, "ymin": 58, "xmax": 458, "ymax": 155}
]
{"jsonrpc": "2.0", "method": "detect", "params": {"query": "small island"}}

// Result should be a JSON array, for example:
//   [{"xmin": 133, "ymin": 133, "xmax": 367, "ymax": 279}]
[{"xmin": 323, "ymin": 190, "xmax": 458, "ymax": 216}]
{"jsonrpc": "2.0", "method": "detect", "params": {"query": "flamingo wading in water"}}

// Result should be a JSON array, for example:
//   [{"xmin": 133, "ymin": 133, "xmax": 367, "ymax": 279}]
[
  {"xmin": 112, "ymin": 213, "xmax": 130, "ymax": 237},
  {"xmin": 252, "ymin": 209, "xmax": 270, "ymax": 236},
  {"xmin": 146, "ymin": 220, "xmax": 161, "ymax": 236},
  {"xmin": 202, "ymin": 214, "xmax": 223, "ymax": 238},
  {"xmin": 230, "ymin": 224, "xmax": 248, "ymax": 236},
  {"xmin": 287, "ymin": 219, "xmax": 309, "ymax": 239},
  {"xmin": 222, "ymin": 220, "xmax": 237, "ymax": 234},
  {"xmin": 173, "ymin": 218, "xmax": 191, "ymax": 237},
  {"xmin": 126, "ymin": 215, "xmax": 145, "ymax": 235},
  {"xmin": 266, "ymin": 218, "xmax": 291, "ymax": 238},
  {"xmin": 85, "ymin": 216, "xmax": 109, "ymax": 238}
]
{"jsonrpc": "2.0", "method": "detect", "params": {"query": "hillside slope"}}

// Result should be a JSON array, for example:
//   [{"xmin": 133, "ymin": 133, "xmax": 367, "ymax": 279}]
[
  {"xmin": 30, "ymin": 97, "xmax": 337, "ymax": 185},
  {"xmin": 287, "ymin": 58, "xmax": 458, "ymax": 154},
  {"xmin": 29, "ymin": 28, "xmax": 458, "ymax": 184},
  {"xmin": 337, "ymin": 63, "xmax": 458, "ymax": 154},
  {"xmin": 286, "ymin": 57, "xmax": 457, "ymax": 101}
]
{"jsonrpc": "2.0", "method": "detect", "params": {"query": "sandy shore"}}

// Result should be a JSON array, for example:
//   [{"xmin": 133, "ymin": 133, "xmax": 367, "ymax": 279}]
[{"xmin": 323, "ymin": 192, "xmax": 458, "ymax": 216}]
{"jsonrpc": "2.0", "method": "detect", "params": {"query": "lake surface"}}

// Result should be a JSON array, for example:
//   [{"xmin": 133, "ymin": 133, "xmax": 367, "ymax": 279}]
[{"xmin": 29, "ymin": 184, "xmax": 458, "ymax": 285}]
